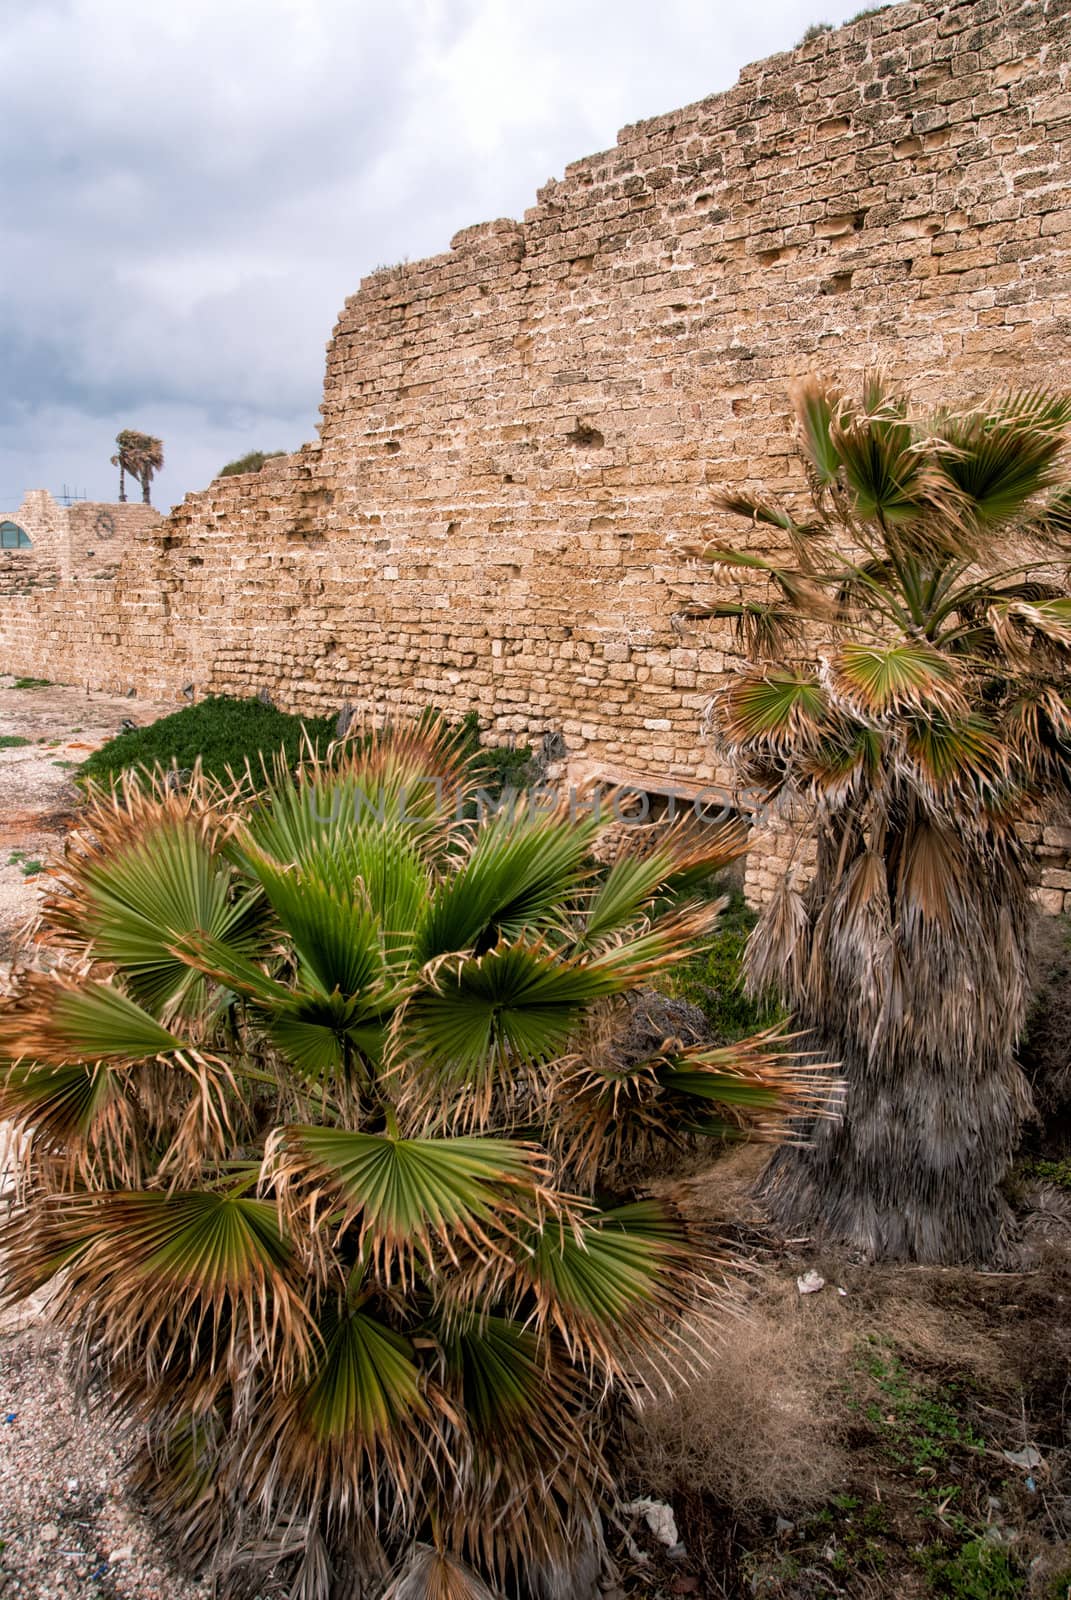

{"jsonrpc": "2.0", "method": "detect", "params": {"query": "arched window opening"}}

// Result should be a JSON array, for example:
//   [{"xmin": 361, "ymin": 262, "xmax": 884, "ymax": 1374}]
[{"xmin": 0, "ymin": 521, "xmax": 32, "ymax": 550}]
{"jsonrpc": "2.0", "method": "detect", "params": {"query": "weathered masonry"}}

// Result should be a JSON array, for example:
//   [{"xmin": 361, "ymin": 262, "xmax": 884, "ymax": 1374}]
[{"xmin": 3, "ymin": 0, "xmax": 1071, "ymax": 904}]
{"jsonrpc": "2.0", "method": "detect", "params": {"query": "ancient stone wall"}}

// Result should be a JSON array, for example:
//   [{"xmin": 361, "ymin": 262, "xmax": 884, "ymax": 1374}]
[{"xmin": 2, "ymin": 0, "xmax": 1071, "ymax": 904}]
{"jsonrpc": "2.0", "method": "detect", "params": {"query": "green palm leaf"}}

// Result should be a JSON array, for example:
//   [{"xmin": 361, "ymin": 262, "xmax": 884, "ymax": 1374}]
[
  {"xmin": 274, "ymin": 1126, "xmax": 548, "ymax": 1277},
  {"xmin": 720, "ymin": 671, "xmax": 828, "ymax": 748},
  {"xmin": 0, "ymin": 976, "xmax": 191, "ymax": 1064},
  {"xmin": 50, "ymin": 1189, "xmax": 310, "ymax": 1379},
  {"xmin": 905, "ymin": 710, "xmax": 1007, "ymax": 793},
  {"xmin": 519, "ymin": 1200, "xmax": 701, "ymax": 1376},
  {"xmin": 831, "ymin": 642, "xmax": 963, "ymax": 716},
  {"xmin": 440, "ymin": 1313, "xmax": 576, "ymax": 1437},
  {"xmin": 298, "ymin": 1301, "xmax": 425, "ymax": 1447},
  {"xmin": 418, "ymin": 811, "xmax": 597, "ymax": 960},
  {"xmin": 829, "ymin": 396, "xmax": 925, "ymax": 525},
  {"xmin": 242, "ymin": 850, "xmax": 385, "ymax": 999},
  {"xmin": 54, "ymin": 820, "xmax": 263, "ymax": 1014},
  {"xmin": 0, "ymin": 1060, "xmax": 115, "ymax": 1142},
  {"xmin": 792, "ymin": 375, "xmax": 840, "ymax": 488},
  {"xmin": 934, "ymin": 392, "xmax": 1071, "ymax": 528},
  {"xmin": 402, "ymin": 941, "xmax": 625, "ymax": 1104}
]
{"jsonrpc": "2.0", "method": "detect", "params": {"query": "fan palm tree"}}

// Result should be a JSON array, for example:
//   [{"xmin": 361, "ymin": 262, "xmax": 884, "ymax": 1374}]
[
  {"xmin": 111, "ymin": 429, "xmax": 164, "ymax": 506},
  {"xmin": 0, "ymin": 721, "xmax": 829, "ymax": 1600},
  {"xmin": 682, "ymin": 374, "xmax": 1071, "ymax": 1263}
]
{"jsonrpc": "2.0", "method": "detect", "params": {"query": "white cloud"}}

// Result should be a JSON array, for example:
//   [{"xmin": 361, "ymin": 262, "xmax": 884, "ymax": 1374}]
[{"xmin": 1, "ymin": 0, "xmax": 868, "ymax": 507}]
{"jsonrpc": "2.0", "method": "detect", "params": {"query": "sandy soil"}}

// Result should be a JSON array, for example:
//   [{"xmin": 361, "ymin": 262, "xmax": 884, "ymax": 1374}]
[{"xmin": 0, "ymin": 676, "xmax": 176, "ymax": 964}]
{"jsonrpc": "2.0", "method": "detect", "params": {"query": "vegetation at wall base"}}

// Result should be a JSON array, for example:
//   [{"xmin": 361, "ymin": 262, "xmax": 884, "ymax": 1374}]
[
  {"xmin": 78, "ymin": 697, "xmax": 537, "ymax": 800},
  {"xmin": 78, "ymin": 696, "xmax": 337, "ymax": 787}
]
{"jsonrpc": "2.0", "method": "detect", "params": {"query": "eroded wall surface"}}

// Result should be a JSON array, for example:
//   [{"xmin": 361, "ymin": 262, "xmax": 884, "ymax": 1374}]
[{"xmin": 2, "ymin": 0, "xmax": 1071, "ymax": 899}]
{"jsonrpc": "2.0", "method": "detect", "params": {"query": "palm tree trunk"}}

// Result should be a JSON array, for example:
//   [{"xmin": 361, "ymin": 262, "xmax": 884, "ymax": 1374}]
[
  {"xmin": 118, "ymin": 465, "xmax": 126, "ymax": 503},
  {"xmin": 757, "ymin": 1037, "xmax": 1033, "ymax": 1262},
  {"xmin": 754, "ymin": 823, "xmax": 1036, "ymax": 1264},
  {"xmin": 141, "ymin": 473, "xmax": 151, "ymax": 506}
]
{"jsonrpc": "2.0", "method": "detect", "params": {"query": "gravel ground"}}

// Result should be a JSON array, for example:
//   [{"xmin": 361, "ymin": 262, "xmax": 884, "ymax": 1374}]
[
  {"xmin": 0, "ymin": 1329, "xmax": 212, "ymax": 1600},
  {"xmin": 0, "ymin": 677, "xmax": 229, "ymax": 1599}
]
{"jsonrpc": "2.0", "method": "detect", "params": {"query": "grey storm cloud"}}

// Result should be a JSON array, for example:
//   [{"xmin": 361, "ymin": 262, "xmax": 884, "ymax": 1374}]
[{"xmin": 0, "ymin": 0, "xmax": 866, "ymax": 510}]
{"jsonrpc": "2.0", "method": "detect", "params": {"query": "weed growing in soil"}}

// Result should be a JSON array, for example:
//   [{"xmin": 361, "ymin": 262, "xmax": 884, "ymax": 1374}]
[
  {"xmin": 10, "ymin": 678, "xmax": 51, "ymax": 690},
  {"xmin": 0, "ymin": 736, "xmax": 29, "ymax": 749},
  {"xmin": 914, "ymin": 1536, "xmax": 1025, "ymax": 1598},
  {"xmin": 860, "ymin": 1343, "xmax": 984, "ymax": 1471}
]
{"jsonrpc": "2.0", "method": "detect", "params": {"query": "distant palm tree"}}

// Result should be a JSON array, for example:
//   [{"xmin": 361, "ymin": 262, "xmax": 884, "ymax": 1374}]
[
  {"xmin": 682, "ymin": 374, "xmax": 1071, "ymax": 1263},
  {"xmin": 111, "ymin": 429, "xmax": 164, "ymax": 506}
]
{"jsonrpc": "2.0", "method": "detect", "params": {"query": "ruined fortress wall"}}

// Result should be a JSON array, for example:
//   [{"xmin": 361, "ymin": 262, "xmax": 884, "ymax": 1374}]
[
  {"xmin": 2, "ymin": 0, "xmax": 1071, "ymax": 897},
  {"xmin": 0, "ymin": 493, "xmax": 160, "ymax": 594}
]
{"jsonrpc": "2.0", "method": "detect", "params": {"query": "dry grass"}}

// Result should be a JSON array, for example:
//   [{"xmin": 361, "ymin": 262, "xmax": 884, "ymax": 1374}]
[
  {"xmin": 626, "ymin": 1141, "xmax": 1071, "ymax": 1570},
  {"xmin": 627, "ymin": 1266, "xmax": 852, "ymax": 1515}
]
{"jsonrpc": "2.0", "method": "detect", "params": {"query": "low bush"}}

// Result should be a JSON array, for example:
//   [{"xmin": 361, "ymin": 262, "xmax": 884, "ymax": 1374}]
[
  {"xmin": 217, "ymin": 449, "xmax": 286, "ymax": 477},
  {"xmin": 79, "ymin": 697, "xmax": 535, "ymax": 797},
  {"xmin": 79, "ymin": 696, "xmax": 336, "ymax": 787},
  {"xmin": 658, "ymin": 887, "xmax": 784, "ymax": 1042}
]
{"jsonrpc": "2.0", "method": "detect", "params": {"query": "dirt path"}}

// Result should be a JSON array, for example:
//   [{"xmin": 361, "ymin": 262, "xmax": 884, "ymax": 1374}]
[{"xmin": 0, "ymin": 676, "xmax": 176, "ymax": 964}]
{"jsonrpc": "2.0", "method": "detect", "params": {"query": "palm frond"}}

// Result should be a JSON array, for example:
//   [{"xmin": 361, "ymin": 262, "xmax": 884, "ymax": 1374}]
[
  {"xmin": 904, "ymin": 710, "xmax": 1008, "ymax": 797},
  {"xmin": 791, "ymin": 374, "xmax": 841, "ymax": 489},
  {"xmin": 0, "ymin": 975, "xmax": 191, "ymax": 1064},
  {"xmin": 933, "ymin": 391, "xmax": 1071, "ymax": 529},
  {"xmin": 718, "ymin": 671, "xmax": 828, "ymax": 750},
  {"xmin": 399, "ymin": 939, "xmax": 630, "ymax": 1122},
  {"xmin": 270, "ymin": 1126, "xmax": 550, "ymax": 1281},
  {"xmin": 417, "ymin": 810, "xmax": 598, "ymax": 961},
  {"xmin": 49, "ymin": 817, "xmax": 262, "ymax": 1016},
  {"xmin": 829, "ymin": 642, "xmax": 964, "ymax": 718},
  {"xmin": 515, "ymin": 1200, "xmax": 710, "ymax": 1384},
  {"xmin": 36, "ymin": 1188, "xmax": 311, "ymax": 1384},
  {"xmin": 381, "ymin": 1546, "xmax": 504, "ymax": 1600}
]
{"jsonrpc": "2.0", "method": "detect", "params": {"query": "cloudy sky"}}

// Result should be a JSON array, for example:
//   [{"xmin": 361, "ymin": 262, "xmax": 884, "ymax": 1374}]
[{"xmin": 1, "ymin": 0, "xmax": 868, "ymax": 512}]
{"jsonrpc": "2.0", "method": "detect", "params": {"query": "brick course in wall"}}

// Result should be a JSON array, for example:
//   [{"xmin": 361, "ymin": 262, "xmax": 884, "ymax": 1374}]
[{"xmin": 2, "ymin": 0, "xmax": 1071, "ymax": 905}]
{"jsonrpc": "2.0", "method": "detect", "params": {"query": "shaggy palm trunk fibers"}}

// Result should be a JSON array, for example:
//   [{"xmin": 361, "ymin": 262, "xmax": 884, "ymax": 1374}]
[{"xmin": 757, "ymin": 824, "xmax": 1036, "ymax": 1263}]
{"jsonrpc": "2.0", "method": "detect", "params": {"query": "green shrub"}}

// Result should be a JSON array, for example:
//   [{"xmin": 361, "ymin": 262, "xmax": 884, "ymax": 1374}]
[
  {"xmin": 78, "ymin": 696, "xmax": 336, "ymax": 787},
  {"xmin": 217, "ymin": 449, "xmax": 286, "ymax": 477},
  {"xmin": 659, "ymin": 887, "xmax": 784, "ymax": 1042},
  {"xmin": 79, "ymin": 697, "xmax": 534, "ymax": 799}
]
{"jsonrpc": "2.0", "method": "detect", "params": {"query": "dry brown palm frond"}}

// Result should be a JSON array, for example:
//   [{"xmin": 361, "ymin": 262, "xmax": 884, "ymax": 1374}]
[
  {"xmin": 381, "ymin": 1546, "xmax": 504, "ymax": 1600},
  {"xmin": 743, "ymin": 874, "xmax": 810, "ymax": 1005}
]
